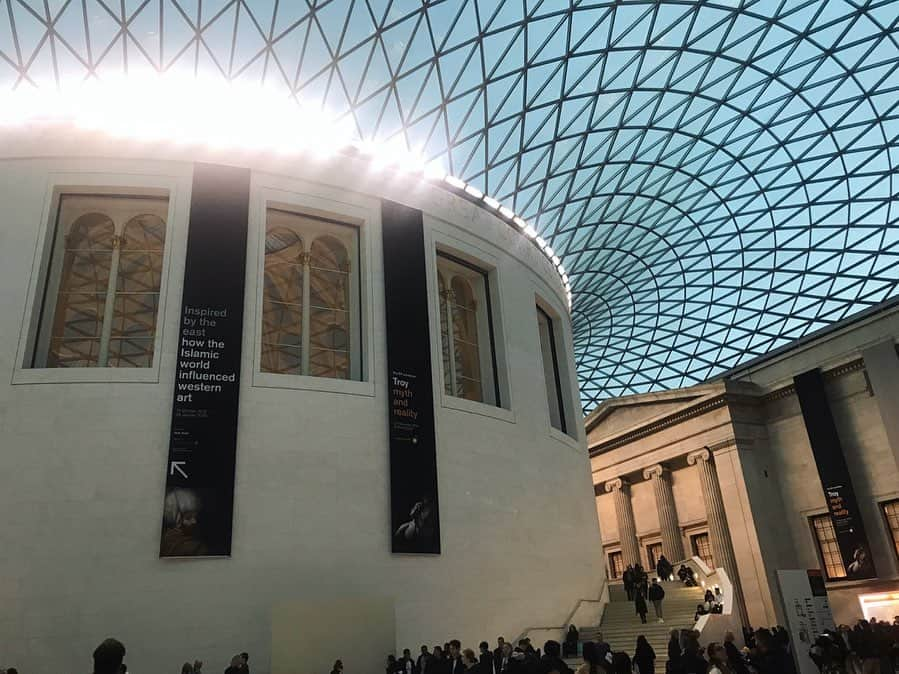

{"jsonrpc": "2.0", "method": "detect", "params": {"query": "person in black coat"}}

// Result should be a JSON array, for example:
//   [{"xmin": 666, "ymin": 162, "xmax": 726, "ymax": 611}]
[
  {"xmin": 494, "ymin": 638, "xmax": 506, "ymax": 674},
  {"xmin": 666, "ymin": 630, "xmax": 681, "ymax": 674},
  {"xmin": 723, "ymin": 632, "xmax": 748, "ymax": 674},
  {"xmin": 634, "ymin": 589, "xmax": 648, "ymax": 624},
  {"xmin": 563, "ymin": 626, "xmax": 579, "ymax": 658},
  {"xmin": 633, "ymin": 635, "xmax": 655, "ymax": 674},
  {"xmin": 417, "ymin": 647, "xmax": 433, "ymax": 674},
  {"xmin": 623, "ymin": 566, "xmax": 635, "ymax": 601},
  {"xmin": 479, "ymin": 643, "xmax": 495, "ymax": 674},
  {"xmin": 448, "ymin": 641, "xmax": 465, "ymax": 674},
  {"xmin": 538, "ymin": 640, "xmax": 572, "ymax": 674}
]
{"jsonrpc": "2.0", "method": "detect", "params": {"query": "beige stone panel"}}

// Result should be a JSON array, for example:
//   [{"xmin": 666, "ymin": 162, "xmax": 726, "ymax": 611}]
[
  {"xmin": 671, "ymin": 466, "xmax": 705, "ymax": 526},
  {"xmin": 715, "ymin": 446, "xmax": 778, "ymax": 627},
  {"xmin": 631, "ymin": 477, "xmax": 660, "ymax": 537},
  {"xmin": 597, "ymin": 491, "xmax": 619, "ymax": 543}
]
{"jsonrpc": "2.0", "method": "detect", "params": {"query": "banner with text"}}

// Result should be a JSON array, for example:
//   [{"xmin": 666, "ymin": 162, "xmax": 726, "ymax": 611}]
[
  {"xmin": 776, "ymin": 569, "xmax": 836, "ymax": 674},
  {"xmin": 160, "ymin": 163, "xmax": 250, "ymax": 558},
  {"xmin": 381, "ymin": 200, "xmax": 441, "ymax": 554},
  {"xmin": 794, "ymin": 369, "xmax": 876, "ymax": 580}
]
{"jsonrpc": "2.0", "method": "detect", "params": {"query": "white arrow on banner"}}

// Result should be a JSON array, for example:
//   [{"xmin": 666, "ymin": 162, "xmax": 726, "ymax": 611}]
[{"xmin": 170, "ymin": 461, "xmax": 188, "ymax": 478}]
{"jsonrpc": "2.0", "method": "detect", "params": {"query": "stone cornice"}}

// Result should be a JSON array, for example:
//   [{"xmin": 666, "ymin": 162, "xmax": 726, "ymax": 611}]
[{"xmin": 760, "ymin": 358, "xmax": 865, "ymax": 403}]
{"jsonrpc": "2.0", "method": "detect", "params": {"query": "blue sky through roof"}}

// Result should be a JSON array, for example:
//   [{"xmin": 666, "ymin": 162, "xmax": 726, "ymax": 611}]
[{"xmin": 1, "ymin": 0, "xmax": 897, "ymax": 410}]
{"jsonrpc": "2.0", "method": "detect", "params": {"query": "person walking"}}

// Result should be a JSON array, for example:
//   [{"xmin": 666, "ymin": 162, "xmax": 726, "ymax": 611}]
[
  {"xmin": 635, "ymin": 588, "xmax": 648, "ymax": 624},
  {"xmin": 648, "ymin": 578, "xmax": 665, "ymax": 623},
  {"xmin": 633, "ymin": 635, "xmax": 656, "ymax": 674},
  {"xmin": 623, "ymin": 566, "xmax": 635, "ymax": 601}
]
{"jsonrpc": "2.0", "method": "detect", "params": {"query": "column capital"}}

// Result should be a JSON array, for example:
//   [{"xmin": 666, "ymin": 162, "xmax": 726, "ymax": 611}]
[
  {"xmin": 604, "ymin": 477, "xmax": 627, "ymax": 493},
  {"xmin": 686, "ymin": 447, "xmax": 711, "ymax": 465},
  {"xmin": 643, "ymin": 464, "xmax": 668, "ymax": 480}
]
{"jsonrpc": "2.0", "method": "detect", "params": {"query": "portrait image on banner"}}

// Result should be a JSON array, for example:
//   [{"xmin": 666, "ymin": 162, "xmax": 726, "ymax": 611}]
[
  {"xmin": 381, "ymin": 199, "xmax": 441, "ymax": 555},
  {"xmin": 160, "ymin": 163, "xmax": 250, "ymax": 558}
]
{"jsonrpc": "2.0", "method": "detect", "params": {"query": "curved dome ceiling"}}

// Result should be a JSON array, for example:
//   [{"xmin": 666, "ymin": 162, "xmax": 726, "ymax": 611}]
[{"xmin": 2, "ymin": 0, "xmax": 898, "ymax": 410}]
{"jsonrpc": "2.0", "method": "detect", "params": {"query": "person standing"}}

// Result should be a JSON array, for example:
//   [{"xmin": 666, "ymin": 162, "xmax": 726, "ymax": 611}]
[
  {"xmin": 538, "ymin": 640, "xmax": 572, "ymax": 674},
  {"xmin": 666, "ymin": 630, "xmax": 681, "ymax": 674},
  {"xmin": 496, "ymin": 643, "xmax": 513, "ymax": 674},
  {"xmin": 723, "ymin": 632, "xmax": 748, "ymax": 674},
  {"xmin": 479, "ymin": 643, "xmax": 494, "ymax": 674},
  {"xmin": 462, "ymin": 650, "xmax": 481, "ymax": 674},
  {"xmin": 648, "ymin": 578, "xmax": 665, "ymax": 623},
  {"xmin": 635, "ymin": 587, "xmax": 648, "ymax": 624},
  {"xmin": 401, "ymin": 649, "xmax": 415, "ymax": 674},
  {"xmin": 633, "ymin": 635, "xmax": 655, "ymax": 674},
  {"xmin": 417, "ymin": 646, "xmax": 432, "ymax": 674},
  {"xmin": 563, "ymin": 626, "xmax": 579, "ymax": 658},
  {"xmin": 449, "ymin": 641, "xmax": 465, "ymax": 674},
  {"xmin": 494, "ymin": 638, "xmax": 506, "ymax": 674},
  {"xmin": 706, "ymin": 643, "xmax": 734, "ymax": 674},
  {"xmin": 575, "ymin": 642, "xmax": 609, "ymax": 674},
  {"xmin": 93, "ymin": 639, "xmax": 126, "ymax": 674}
]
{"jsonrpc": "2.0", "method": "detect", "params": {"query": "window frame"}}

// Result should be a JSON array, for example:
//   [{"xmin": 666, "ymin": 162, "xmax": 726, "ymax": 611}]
[
  {"xmin": 535, "ymin": 294, "xmax": 579, "ymax": 442},
  {"xmin": 436, "ymin": 250, "xmax": 501, "ymax": 407},
  {"xmin": 690, "ymin": 531, "xmax": 715, "ymax": 569},
  {"xmin": 607, "ymin": 549, "xmax": 624, "ymax": 580},
  {"xmin": 13, "ymin": 170, "xmax": 182, "ymax": 385},
  {"xmin": 881, "ymin": 499, "xmax": 899, "ymax": 563},
  {"xmin": 261, "ymin": 207, "xmax": 361, "ymax": 381},
  {"xmin": 536, "ymin": 303, "xmax": 568, "ymax": 435},
  {"xmin": 808, "ymin": 513, "xmax": 848, "ymax": 581},
  {"xmin": 425, "ymin": 221, "xmax": 513, "ymax": 422},
  {"xmin": 249, "ymin": 180, "xmax": 376, "ymax": 397}
]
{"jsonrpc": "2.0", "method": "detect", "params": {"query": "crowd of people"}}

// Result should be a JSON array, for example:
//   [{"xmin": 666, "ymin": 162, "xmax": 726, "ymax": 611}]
[
  {"xmin": 381, "ymin": 618, "xmax": 899, "ymax": 674},
  {"xmin": 806, "ymin": 617, "xmax": 899, "ymax": 673},
  {"xmin": 0, "ymin": 639, "xmax": 253, "ymax": 674},
  {"xmin": 623, "ymin": 560, "xmax": 671, "ymax": 625}
]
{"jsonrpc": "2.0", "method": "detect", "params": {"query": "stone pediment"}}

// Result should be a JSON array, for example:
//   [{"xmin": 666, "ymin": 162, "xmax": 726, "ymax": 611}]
[{"xmin": 584, "ymin": 383, "xmax": 725, "ymax": 449}]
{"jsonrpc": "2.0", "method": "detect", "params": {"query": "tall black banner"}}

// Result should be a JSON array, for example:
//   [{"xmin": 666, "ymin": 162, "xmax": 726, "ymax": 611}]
[
  {"xmin": 160, "ymin": 164, "xmax": 250, "ymax": 558},
  {"xmin": 381, "ymin": 200, "xmax": 441, "ymax": 554},
  {"xmin": 794, "ymin": 369, "xmax": 876, "ymax": 579}
]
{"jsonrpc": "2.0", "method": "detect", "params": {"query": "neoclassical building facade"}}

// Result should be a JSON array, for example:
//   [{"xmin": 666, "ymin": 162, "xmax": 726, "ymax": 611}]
[{"xmin": 588, "ymin": 301, "xmax": 899, "ymax": 627}]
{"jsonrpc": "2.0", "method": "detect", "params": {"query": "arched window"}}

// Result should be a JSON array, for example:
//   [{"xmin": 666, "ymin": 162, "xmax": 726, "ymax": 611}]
[
  {"xmin": 309, "ymin": 236, "xmax": 350, "ymax": 379},
  {"xmin": 438, "ymin": 273, "xmax": 452, "ymax": 396},
  {"xmin": 47, "ymin": 213, "xmax": 115, "ymax": 367},
  {"xmin": 261, "ymin": 227, "xmax": 304, "ymax": 374},
  {"xmin": 110, "ymin": 214, "xmax": 166, "ymax": 367},
  {"xmin": 449, "ymin": 276, "xmax": 482, "ymax": 401},
  {"xmin": 435, "ymin": 251, "xmax": 499, "ymax": 406},
  {"xmin": 35, "ymin": 194, "xmax": 169, "ymax": 368},
  {"xmin": 261, "ymin": 209, "xmax": 359, "ymax": 380}
]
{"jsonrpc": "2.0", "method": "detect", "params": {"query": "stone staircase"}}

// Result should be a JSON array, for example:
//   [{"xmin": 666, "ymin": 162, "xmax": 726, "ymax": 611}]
[{"xmin": 565, "ymin": 581, "xmax": 704, "ymax": 669}]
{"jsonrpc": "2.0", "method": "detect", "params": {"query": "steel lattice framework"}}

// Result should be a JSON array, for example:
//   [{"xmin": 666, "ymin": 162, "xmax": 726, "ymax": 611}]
[{"xmin": 2, "ymin": 0, "xmax": 898, "ymax": 410}]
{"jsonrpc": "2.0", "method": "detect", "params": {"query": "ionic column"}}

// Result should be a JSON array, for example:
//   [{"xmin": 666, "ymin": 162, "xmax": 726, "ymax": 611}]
[
  {"xmin": 687, "ymin": 448, "xmax": 748, "ymax": 625},
  {"xmin": 643, "ymin": 464, "xmax": 685, "ymax": 564},
  {"xmin": 605, "ymin": 478, "xmax": 640, "ymax": 567}
]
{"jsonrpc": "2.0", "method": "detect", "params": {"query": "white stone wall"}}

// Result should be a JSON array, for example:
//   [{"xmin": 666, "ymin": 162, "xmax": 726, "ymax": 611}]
[{"xmin": 0, "ymin": 139, "xmax": 605, "ymax": 674}]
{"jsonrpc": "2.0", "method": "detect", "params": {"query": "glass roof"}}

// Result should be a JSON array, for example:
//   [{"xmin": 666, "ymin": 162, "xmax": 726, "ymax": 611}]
[{"xmin": 2, "ymin": 0, "xmax": 897, "ymax": 410}]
